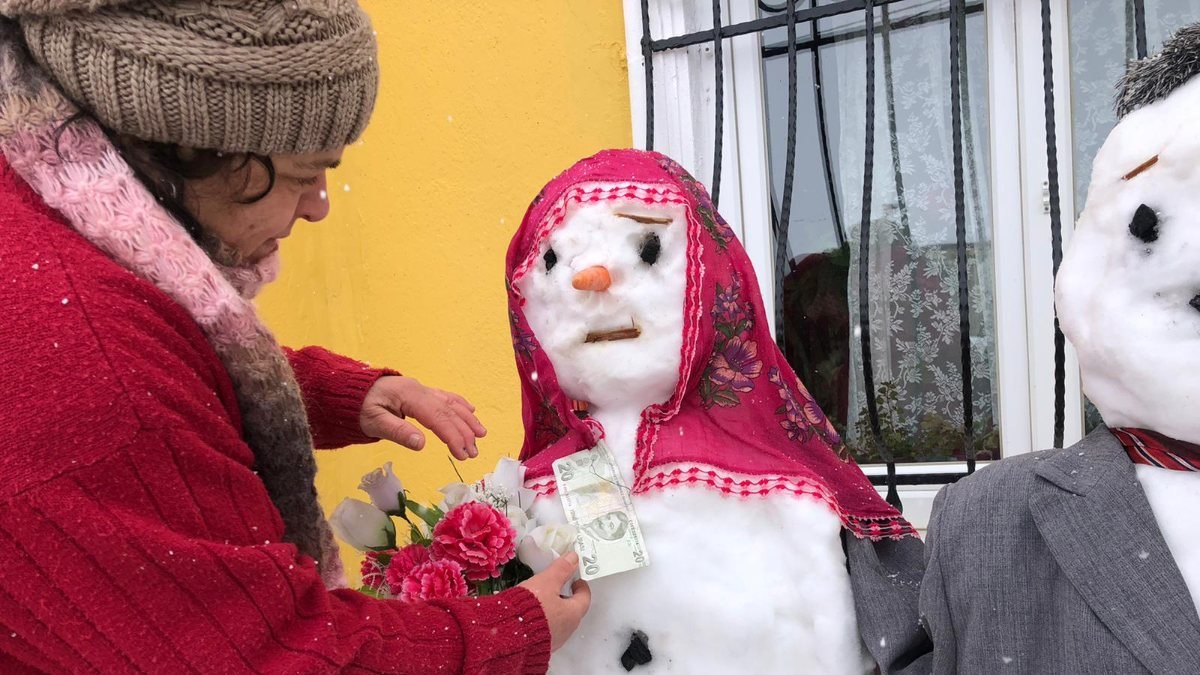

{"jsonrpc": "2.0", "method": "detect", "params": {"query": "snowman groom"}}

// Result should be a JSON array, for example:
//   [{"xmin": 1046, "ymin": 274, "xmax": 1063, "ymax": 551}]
[{"xmin": 919, "ymin": 24, "xmax": 1200, "ymax": 673}]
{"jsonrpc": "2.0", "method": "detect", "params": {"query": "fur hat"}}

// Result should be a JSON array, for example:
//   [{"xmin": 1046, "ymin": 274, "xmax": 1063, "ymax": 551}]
[{"xmin": 1117, "ymin": 22, "xmax": 1200, "ymax": 119}]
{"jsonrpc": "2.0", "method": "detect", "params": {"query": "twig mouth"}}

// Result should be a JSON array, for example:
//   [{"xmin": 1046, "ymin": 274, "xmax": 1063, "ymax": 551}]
[{"xmin": 584, "ymin": 326, "xmax": 642, "ymax": 343}]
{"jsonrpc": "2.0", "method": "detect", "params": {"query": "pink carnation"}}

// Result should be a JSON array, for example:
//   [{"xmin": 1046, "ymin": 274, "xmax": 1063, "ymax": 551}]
[
  {"xmin": 385, "ymin": 544, "xmax": 432, "ymax": 595},
  {"xmin": 399, "ymin": 560, "xmax": 470, "ymax": 602},
  {"xmin": 431, "ymin": 502, "xmax": 518, "ymax": 581},
  {"xmin": 360, "ymin": 549, "xmax": 395, "ymax": 592}
]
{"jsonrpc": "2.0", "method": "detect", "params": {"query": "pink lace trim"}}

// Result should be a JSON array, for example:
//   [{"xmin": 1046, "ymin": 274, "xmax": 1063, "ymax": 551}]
[{"xmin": 527, "ymin": 463, "xmax": 916, "ymax": 540}]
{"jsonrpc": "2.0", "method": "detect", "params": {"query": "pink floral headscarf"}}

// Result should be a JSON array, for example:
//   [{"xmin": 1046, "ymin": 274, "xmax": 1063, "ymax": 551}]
[{"xmin": 507, "ymin": 149, "xmax": 915, "ymax": 540}]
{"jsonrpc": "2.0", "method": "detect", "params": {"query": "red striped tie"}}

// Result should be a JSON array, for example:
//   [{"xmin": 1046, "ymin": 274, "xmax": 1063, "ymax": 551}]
[{"xmin": 1112, "ymin": 428, "xmax": 1200, "ymax": 472}]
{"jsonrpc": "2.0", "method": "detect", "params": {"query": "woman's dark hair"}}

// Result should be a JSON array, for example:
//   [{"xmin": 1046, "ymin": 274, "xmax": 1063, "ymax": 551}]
[{"xmin": 54, "ymin": 113, "xmax": 277, "ymax": 240}]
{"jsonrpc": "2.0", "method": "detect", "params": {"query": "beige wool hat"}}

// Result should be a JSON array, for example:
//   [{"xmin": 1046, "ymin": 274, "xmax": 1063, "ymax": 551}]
[{"xmin": 0, "ymin": 0, "xmax": 379, "ymax": 155}]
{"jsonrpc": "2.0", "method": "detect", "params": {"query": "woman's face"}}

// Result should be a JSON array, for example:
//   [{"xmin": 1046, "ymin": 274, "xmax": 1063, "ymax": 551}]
[{"xmin": 184, "ymin": 148, "xmax": 344, "ymax": 264}]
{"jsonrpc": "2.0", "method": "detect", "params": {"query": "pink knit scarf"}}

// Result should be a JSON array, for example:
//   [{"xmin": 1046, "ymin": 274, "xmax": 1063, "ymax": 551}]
[{"xmin": 0, "ymin": 21, "xmax": 345, "ymax": 586}]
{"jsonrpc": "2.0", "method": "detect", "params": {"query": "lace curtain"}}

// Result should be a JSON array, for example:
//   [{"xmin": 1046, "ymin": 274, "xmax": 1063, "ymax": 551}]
[{"xmin": 765, "ymin": 0, "xmax": 1000, "ymax": 464}]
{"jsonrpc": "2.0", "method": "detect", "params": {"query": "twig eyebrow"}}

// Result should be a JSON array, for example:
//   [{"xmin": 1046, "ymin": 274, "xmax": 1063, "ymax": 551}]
[
  {"xmin": 1123, "ymin": 155, "xmax": 1159, "ymax": 181},
  {"xmin": 615, "ymin": 213, "xmax": 672, "ymax": 225}
]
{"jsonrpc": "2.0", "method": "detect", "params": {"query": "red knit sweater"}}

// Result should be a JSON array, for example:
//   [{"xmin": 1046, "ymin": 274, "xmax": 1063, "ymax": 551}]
[{"xmin": 0, "ymin": 160, "xmax": 552, "ymax": 674}]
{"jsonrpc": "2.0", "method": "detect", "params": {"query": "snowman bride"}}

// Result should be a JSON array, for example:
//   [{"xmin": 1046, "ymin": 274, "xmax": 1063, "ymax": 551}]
[{"xmin": 503, "ymin": 150, "xmax": 927, "ymax": 674}]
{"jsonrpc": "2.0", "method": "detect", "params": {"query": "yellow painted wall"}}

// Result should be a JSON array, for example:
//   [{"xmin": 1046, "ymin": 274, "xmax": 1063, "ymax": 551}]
[{"xmin": 257, "ymin": 1, "xmax": 632, "ymax": 581}]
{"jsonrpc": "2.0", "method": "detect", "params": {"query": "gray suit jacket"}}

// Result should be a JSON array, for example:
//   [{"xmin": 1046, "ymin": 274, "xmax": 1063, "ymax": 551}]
[
  {"xmin": 920, "ymin": 427, "xmax": 1200, "ymax": 674},
  {"xmin": 846, "ymin": 530, "xmax": 931, "ymax": 674}
]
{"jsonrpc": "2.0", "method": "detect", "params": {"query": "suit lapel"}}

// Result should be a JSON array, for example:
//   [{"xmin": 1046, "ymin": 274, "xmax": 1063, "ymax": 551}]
[{"xmin": 1030, "ymin": 428, "xmax": 1200, "ymax": 673}]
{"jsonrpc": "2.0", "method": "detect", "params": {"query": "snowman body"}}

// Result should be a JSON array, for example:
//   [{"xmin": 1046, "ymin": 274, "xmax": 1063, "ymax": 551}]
[
  {"xmin": 530, "ymin": 422, "xmax": 870, "ymax": 674},
  {"xmin": 1055, "ymin": 73, "xmax": 1200, "ymax": 614},
  {"xmin": 519, "ymin": 199, "xmax": 871, "ymax": 674}
]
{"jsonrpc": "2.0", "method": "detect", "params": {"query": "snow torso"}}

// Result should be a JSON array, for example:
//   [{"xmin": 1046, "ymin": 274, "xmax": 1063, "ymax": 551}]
[
  {"xmin": 531, "ymin": 408, "xmax": 871, "ymax": 675},
  {"xmin": 534, "ymin": 486, "xmax": 869, "ymax": 674},
  {"xmin": 1135, "ymin": 465, "xmax": 1200, "ymax": 617}
]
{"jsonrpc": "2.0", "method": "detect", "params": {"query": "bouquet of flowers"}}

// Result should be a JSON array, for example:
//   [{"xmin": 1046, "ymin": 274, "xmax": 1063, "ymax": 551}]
[{"xmin": 329, "ymin": 457, "xmax": 577, "ymax": 601}]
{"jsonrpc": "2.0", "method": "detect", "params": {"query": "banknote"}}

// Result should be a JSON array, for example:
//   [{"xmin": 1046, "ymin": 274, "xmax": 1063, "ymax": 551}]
[{"xmin": 553, "ymin": 442, "xmax": 649, "ymax": 581}]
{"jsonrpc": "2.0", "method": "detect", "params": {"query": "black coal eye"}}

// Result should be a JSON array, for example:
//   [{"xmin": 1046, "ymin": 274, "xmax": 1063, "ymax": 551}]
[
  {"xmin": 639, "ymin": 232, "xmax": 661, "ymax": 265},
  {"xmin": 543, "ymin": 247, "xmax": 558, "ymax": 272},
  {"xmin": 1130, "ymin": 204, "xmax": 1159, "ymax": 243}
]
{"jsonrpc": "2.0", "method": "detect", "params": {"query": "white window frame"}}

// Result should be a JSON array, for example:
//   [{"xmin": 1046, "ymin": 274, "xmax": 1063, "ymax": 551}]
[{"xmin": 623, "ymin": 0, "xmax": 1089, "ymax": 527}]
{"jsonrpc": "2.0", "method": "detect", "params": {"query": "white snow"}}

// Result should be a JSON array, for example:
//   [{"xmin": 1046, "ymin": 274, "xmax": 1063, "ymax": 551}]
[
  {"xmin": 532, "ymin": 481, "xmax": 869, "ymax": 674},
  {"xmin": 519, "ymin": 200, "xmax": 689, "ymax": 423},
  {"xmin": 1057, "ymin": 75, "xmax": 1200, "ymax": 444},
  {"xmin": 1134, "ymin": 465, "xmax": 1200, "ymax": 617},
  {"xmin": 519, "ymin": 198, "xmax": 872, "ymax": 673}
]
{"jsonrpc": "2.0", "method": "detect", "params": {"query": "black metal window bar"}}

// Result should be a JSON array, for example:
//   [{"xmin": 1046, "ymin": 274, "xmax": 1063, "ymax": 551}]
[{"xmin": 636, "ymin": 0, "xmax": 1150, "ymax": 509}]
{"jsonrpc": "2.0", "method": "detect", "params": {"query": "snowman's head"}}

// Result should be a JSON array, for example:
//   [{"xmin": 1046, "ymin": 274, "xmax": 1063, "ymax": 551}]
[
  {"xmin": 1057, "ymin": 44, "xmax": 1200, "ymax": 443},
  {"xmin": 516, "ymin": 197, "xmax": 689, "ymax": 412}
]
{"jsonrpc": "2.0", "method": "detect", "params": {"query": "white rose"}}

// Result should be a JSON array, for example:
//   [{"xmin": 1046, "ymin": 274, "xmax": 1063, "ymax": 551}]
[
  {"xmin": 438, "ymin": 482, "xmax": 478, "ymax": 511},
  {"xmin": 517, "ymin": 523, "xmax": 579, "ymax": 574},
  {"xmin": 505, "ymin": 505, "xmax": 532, "ymax": 539},
  {"xmin": 482, "ymin": 457, "xmax": 538, "ymax": 514},
  {"xmin": 358, "ymin": 462, "xmax": 405, "ymax": 515},
  {"xmin": 329, "ymin": 498, "xmax": 394, "ymax": 551}
]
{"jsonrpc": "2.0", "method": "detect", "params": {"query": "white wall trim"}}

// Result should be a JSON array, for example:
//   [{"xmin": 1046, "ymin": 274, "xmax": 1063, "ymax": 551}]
[
  {"xmin": 862, "ymin": 461, "xmax": 994, "ymax": 477},
  {"xmin": 986, "ymin": 0, "xmax": 1035, "ymax": 457},
  {"xmin": 1015, "ymin": 0, "xmax": 1085, "ymax": 452},
  {"xmin": 623, "ymin": 0, "xmax": 649, "ymax": 150}
]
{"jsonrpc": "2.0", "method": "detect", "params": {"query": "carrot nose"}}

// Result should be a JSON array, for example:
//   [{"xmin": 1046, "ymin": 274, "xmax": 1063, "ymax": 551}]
[{"xmin": 572, "ymin": 266, "xmax": 612, "ymax": 292}]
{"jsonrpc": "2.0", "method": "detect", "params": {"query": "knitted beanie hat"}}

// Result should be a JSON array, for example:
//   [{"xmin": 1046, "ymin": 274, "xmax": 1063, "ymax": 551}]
[{"xmin": 0, "ymin": 0, "xmax": 378, "ymax": 155}]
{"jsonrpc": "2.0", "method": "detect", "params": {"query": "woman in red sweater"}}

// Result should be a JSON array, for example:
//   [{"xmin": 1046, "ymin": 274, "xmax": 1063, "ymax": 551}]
[{"xmin": 0, "ymin": 1, "xmax": 588, "ymax": 672}]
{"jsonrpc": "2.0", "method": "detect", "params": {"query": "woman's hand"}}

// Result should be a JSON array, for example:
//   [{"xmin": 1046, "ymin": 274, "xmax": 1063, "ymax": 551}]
[
  {"xmin": 519, "ymin": 552, "xmax": 592, "ymax": 651},
  {"xmin": 359, "ymin": 376, "xmax": 486, "ymax": 459}
]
